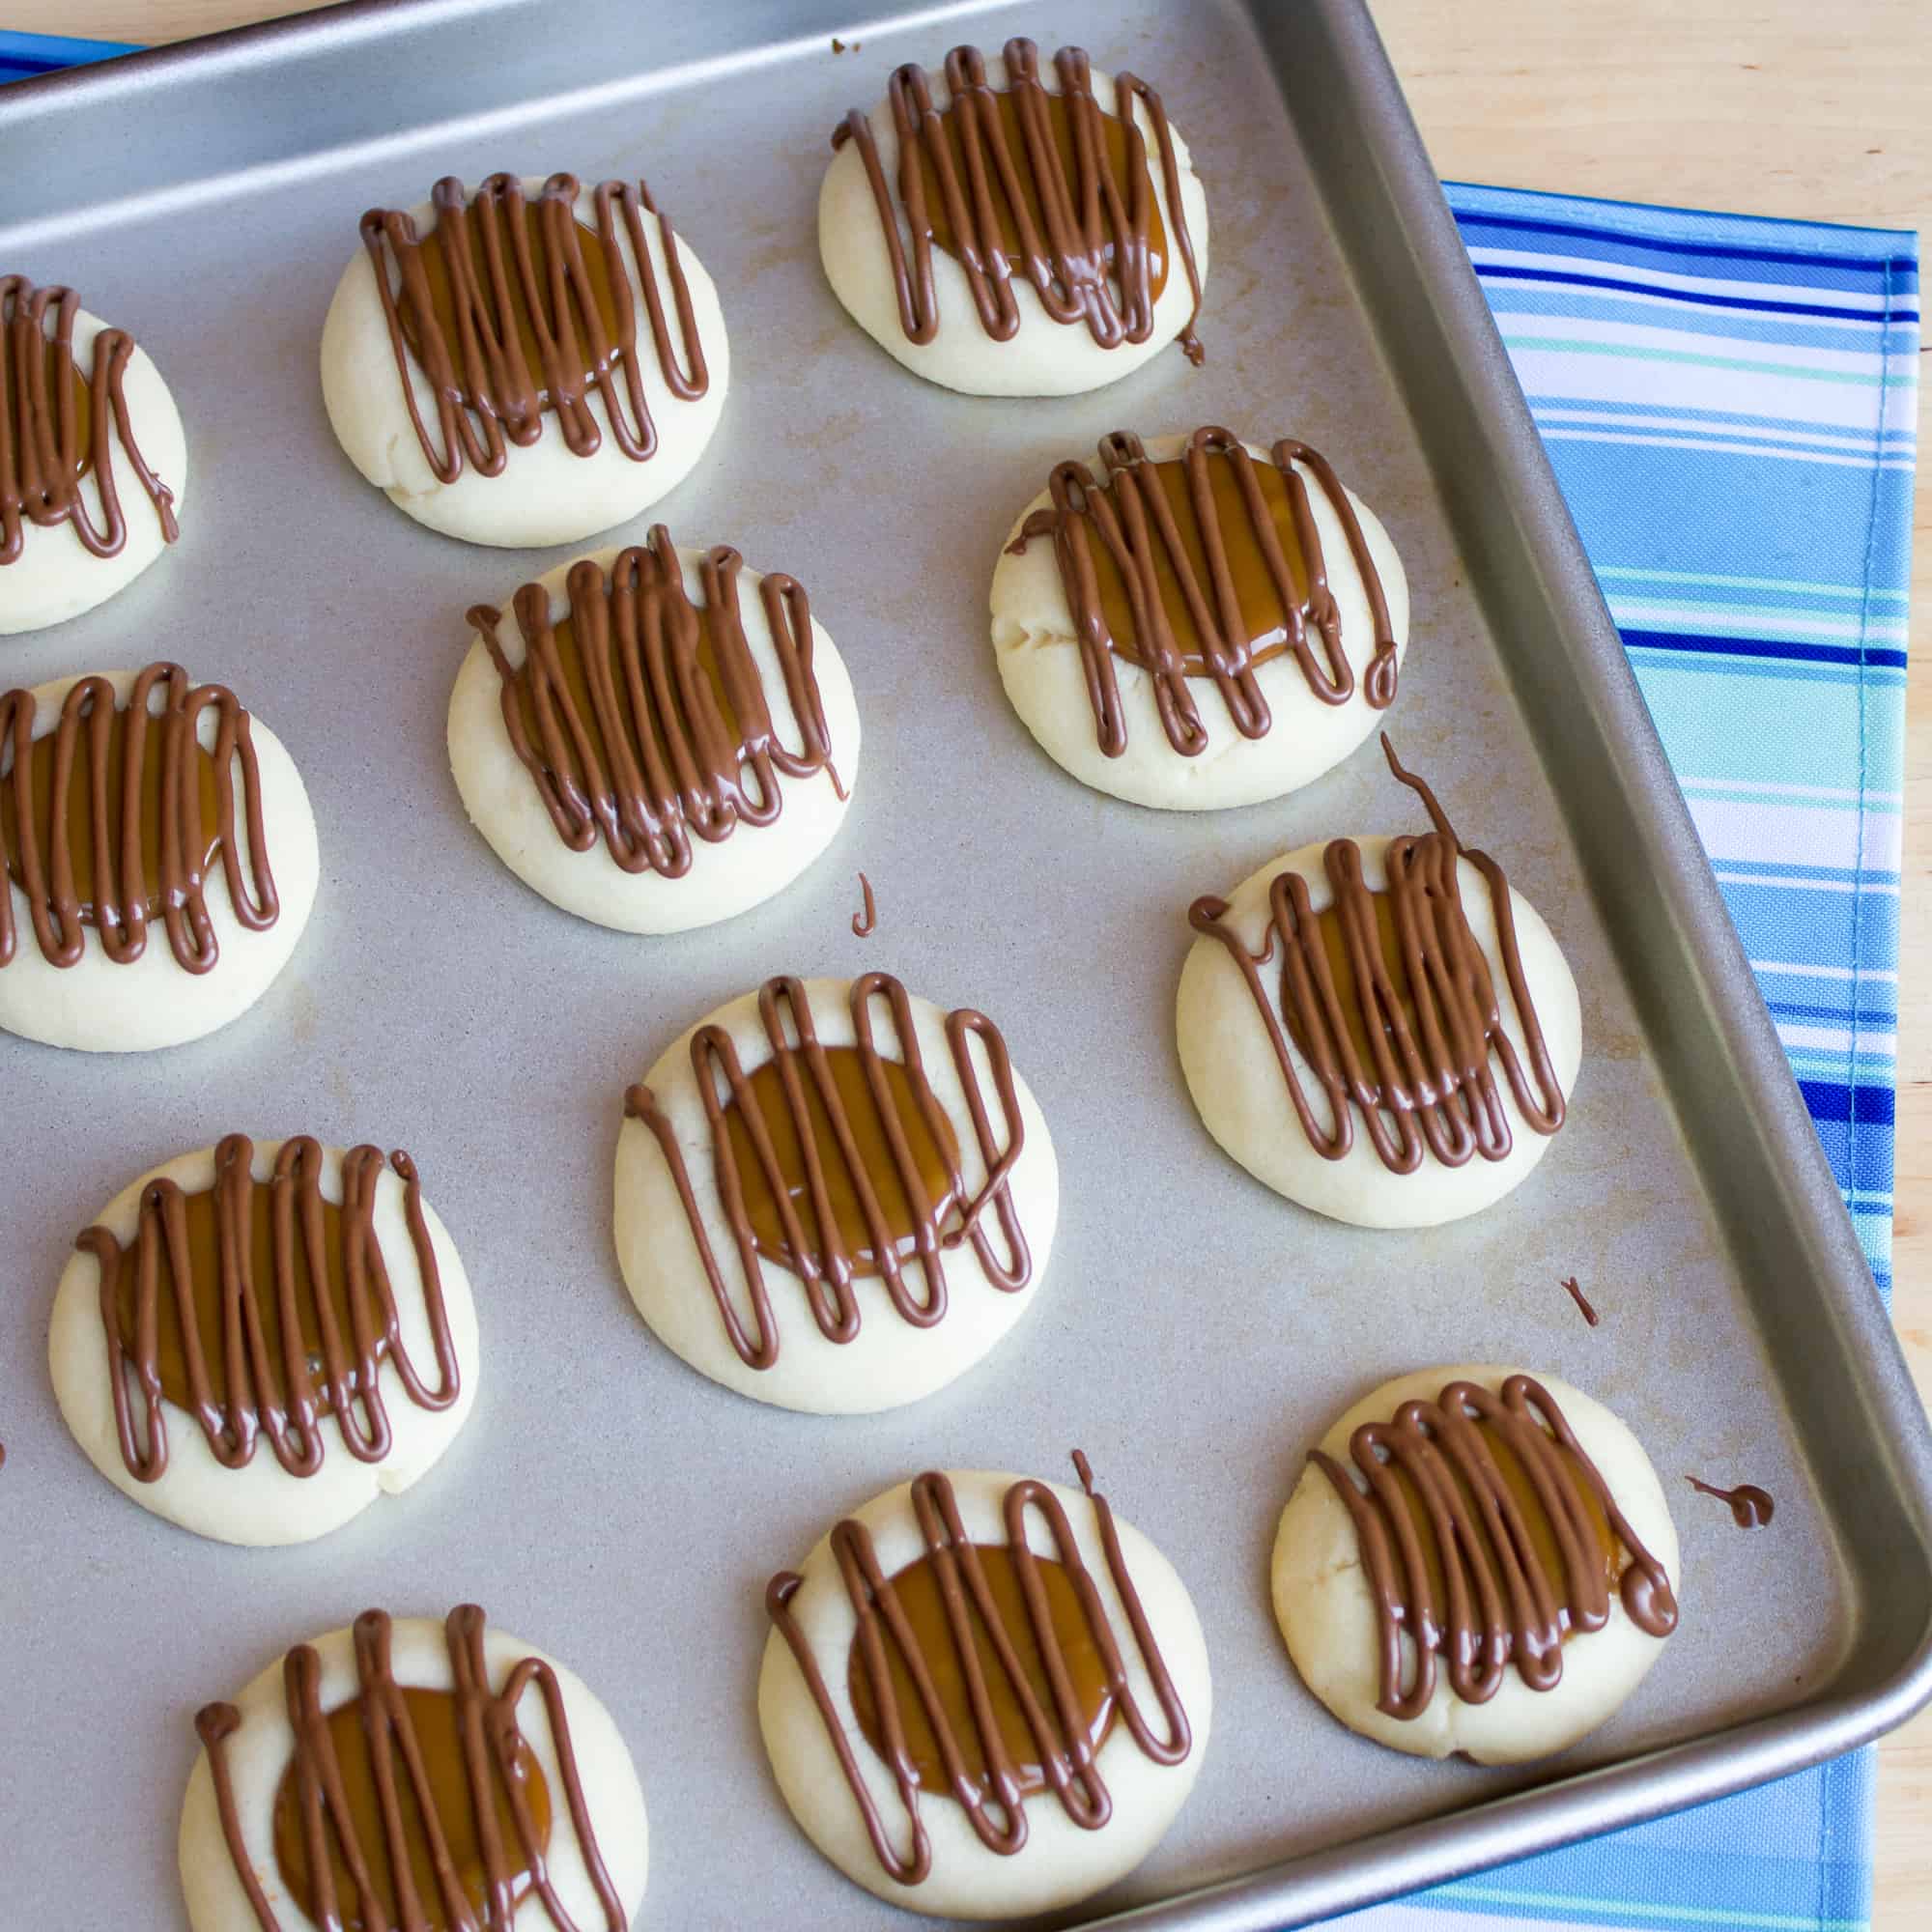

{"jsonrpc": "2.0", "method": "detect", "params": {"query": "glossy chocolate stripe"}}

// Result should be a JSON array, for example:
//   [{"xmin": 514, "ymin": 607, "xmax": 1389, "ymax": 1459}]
[
  {"xmin": 471, "ymin": 528, "xmax": 841, "ymax": 878},
  {"xmin": 361, "ymin": 172, "xmax": 708, "ymax": 486},
  {"xmin": 198, "ymin": 1605, "xmax": 624, "ymax": 1932},
  {"xmin": 0, "ymin": 665, "xmax": 276, "ymax": 975},
  {"xmin": 848, "ymin": 1541, "xmax": 1115, "ymax": 1800},
  {"xmin": 765, "ymin": 1457, "xmax": 1191, "ymax": 1885},
  {"xmin": 1011, "ymin": 427, "xmax": 1398, "ymax": 758},
  {"xmin": 1188, "ymin": 737, "xmax": 1564, "ymax": 1173},
  {"xmin": 1, "ymin": 275, "xmax": 179, "ymax": 565},
  {"xmin": 1313, "ymin": 1376, "xmax": 1678, "ymax": 1719},
  {"xmin": 832, "ymin": 39, "xmax": 1202, "ymax": 358},
  {"xmin": 78, "ymin": 1135, "xmax": 458, "ymax": 1483},
  {"xmin": 623, "ymin": 973, "xmax": 1029, "ymax": 1370}
]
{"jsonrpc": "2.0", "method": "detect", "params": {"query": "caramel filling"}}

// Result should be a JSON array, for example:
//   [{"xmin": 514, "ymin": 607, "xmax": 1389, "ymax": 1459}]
[
  {"xmin": 399, "ymin": 198, "xmax": 624, "ymax": 418},
  {"xmin": 1, "ymin": 710, "xmax": 220, "ymax": 922},
  {"xmin": 507, "ymin": 604, "xmax": 741, "ymax": 797},
  {"xmin": 1282, "ymin": 889, "xmax": 1421, "ymax": 1088},
  {"xmin": 848, "ymin": 1543, "xmax": 1117, "ymax": 1798},
  {"xmin": 917, "ymin": 87, "xmax": 1168, "ymax": 300},
  {"xmin": 1, "ymin": 338, "xmax": 92, "ymax": 486},
  {"xmin": 271, "ymin": 1686, "xmax": 552, "ymax": 1932},
  {"xmin": 1383, "ymin": 1422, "xmax": 1623, "ymax": 1648},
  {"xmin": 111, "ymin": 1177, "xmax": 374, "ymax": 1413},
  {"xmin": 1085, "ymin": 450, "xmax": 1306, "ymax": 675},
  {"xmin": 723, "ymin": 1046, "xmax": 961, "ymax": 1277}
]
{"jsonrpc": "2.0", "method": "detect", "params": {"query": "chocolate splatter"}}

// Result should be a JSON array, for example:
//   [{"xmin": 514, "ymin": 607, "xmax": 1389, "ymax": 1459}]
[{"xmin": 1687, "ymin": 1477, "xmax": 1775, "ymax": 1528}]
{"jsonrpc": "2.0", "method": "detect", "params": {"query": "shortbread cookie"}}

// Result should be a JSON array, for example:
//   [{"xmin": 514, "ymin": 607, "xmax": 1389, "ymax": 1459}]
[
  {"xmin": 0, "ymin": 665, "xmax": 319, "ymax": 1052},
  {"xmin": 615, "ymin": 973, "xmax": 1057, "ymax": 1412},
  {"xmin": 820, "ymin": 40, "xmax": 1208, "ymax": 395},
  {"xmin": 321, "ymin": 171, "xmax": 727, "ymax": 547},
  {"xmin": 993, "ymin": 428, "xmax": 1407, "ymax": 809},
  {"xmin": 449, "ymin": 531, "xmax": 859, "ymax": 932},
  {"xmin": 1272, "ymin": 1368, "xmax": 1680, "ymax": 1763},
  {"xmin": 760, "ymin": 1458, "xmax": 1210, "ymax": 1918},
  {"xmin": 180, "ymin": 1605, "xmax": 647, "ymax": 1931},
  {"xmin": 1178, "ymin": 739, "xmax": 1579, "ymax": 1226},
  {"xmin": 2, "ymin": 275, "xmax": 185, "ymax": 635},
  {"xmin": 49, "ymin": 1134, "xmax": 478, "ymax": 1546}
]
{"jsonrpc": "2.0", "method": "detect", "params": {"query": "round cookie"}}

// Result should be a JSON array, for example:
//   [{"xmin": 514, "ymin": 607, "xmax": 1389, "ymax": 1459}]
[
  {"xmin": 1178, "ymin": 748, "xmax": 1580, "ymax": 1227},
  {"xmin": 1, "ymin": 276, "xmax": 185, "ymax": 635},
  {"xmin": 49, "ymin": 1135, "xmax": 479, "ymax": 1547},
  {"xmin": 321, "ymin": 171, "xmax": 727, "ymax": 547},
  {"xmin": 992, "ymin": 429, "xmax": 1408, "ymax": 809},
  {"xmin": 759, "ymin": 1462, "xmax": 1211, "ymax": 1918},
  {"xmin": 1272, "ymin": 1367, "xmax": 1681, "ymax": 1763},
  {"xmin": 449, "ymin": 533, "xmax": 859, "ymax": 933},
  {"xmin": 180, "ymin": 1606, "xmax": 648, "ymax": 1932},
  {"xmin": 819, "ymin": 42, "xmax": 1208, "ymax": 396},
  {"xmin": 0, "ymin": 665, "xmax": 320, "ymax": 1053},
  {"xmin": 615, "ymin": 973, "xmax": 1058, "ymax": 1413}
]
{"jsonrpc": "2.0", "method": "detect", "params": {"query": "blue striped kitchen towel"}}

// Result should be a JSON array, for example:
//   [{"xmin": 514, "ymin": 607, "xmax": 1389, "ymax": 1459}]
[
  {"xmin": 0, "ymin": 27, "xmax": 135, "ymax": 82},
  {"xmin": 0, "ymin": 36, "xmax": 1916, "ymax": 1932},
  {"xmin": 1341, "ymin": 184, "xmax": 1915, "ymax": 1932}
]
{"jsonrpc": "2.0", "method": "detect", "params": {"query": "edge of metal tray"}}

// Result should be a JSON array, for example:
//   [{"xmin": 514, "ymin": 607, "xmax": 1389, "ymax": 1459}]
[{"xmin": 3, "ymin": 1, "xmax": 1928, "ymax": 1927}]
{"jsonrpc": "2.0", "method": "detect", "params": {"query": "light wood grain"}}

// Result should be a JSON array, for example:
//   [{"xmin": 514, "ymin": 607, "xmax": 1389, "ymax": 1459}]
[{"xmin": 8, "ymin": 0, "xmax": 1928, "ymax": 1918}]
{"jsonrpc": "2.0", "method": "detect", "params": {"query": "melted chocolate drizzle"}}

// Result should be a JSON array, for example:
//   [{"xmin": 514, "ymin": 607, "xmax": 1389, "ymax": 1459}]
[
  {"xmin": 765, "ymin": 1456, "xmax": 1192, "ymax": 1884},
  {"xmin": 197, "ymin": 1605, "xmax": 624, "ymax": 1932},
  {"xmin": 1009, "ymin": 427, "xmax": 1398, "ymax": 758},
  {"xmin": 852, "ymin": 870, "xmax": 877, "ymax": 937},
  {"xmin": 1687, "ymin": 1477, "xmax": 1775, "ymax": 1527},
  {"xmin": 832, "ymin": 39, "xmax": 1203, "ymax": 359},
  {"xmin": 470, "ymin": 528, "xmax": 843, "ymax": 878},
  {"xmin": 1, "ymin": 275, "xmax": 179, "ymax": 565},
  {"xmin": 1561, "ymin": 1275, "xmax": 1601, "ymax": 1326},
  {"xmin": 361, "ymin": 172, "xmax": 709, "ymax": 486},
  {"xmin": 0, "ymin": 665, "xmax": 277, "ymax": 976},
  {"xmin": 1188, "ymin": 736, "xmax": 1566, "ymax": 1173},
  {"xmin": 78, "ymin": 1136, "xmax": 459, "ymax": 1483},
  {"xmin": 1314, "ymin": 1375, "xmax": 1679, "ymax": 1718},
  {"xmin": 623, "ymin": 973, "xmax": 1031, "ymax": 1370}
]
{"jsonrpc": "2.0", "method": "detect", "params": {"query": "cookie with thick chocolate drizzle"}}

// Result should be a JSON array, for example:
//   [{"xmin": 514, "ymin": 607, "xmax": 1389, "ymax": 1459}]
[
  {"xmin": 819, "ymin": 41, "xmax": 1210, "ymax": 395},
  {"xmin": 993, "ymin": 428, "xmax": 1409, "ymax": 809},
  {"xmin": 49, "ymin": 1136, "xmax": 479, "ymax": 1545},
  {"xmin": 0, "ymin": 666, "xmax": 319, "ymax": 1053},
  {"xmin": 614, "ymin": 973, "xmax": 1059, "ymax": 1412},
  {"xmin": 1178, "ymin": 737, "xmax": 1581, "ymax": 1225},
  {"xmin": 178, "ymin": 1606, "xmax": 649, "ymax": 1931},
  {"xmin": 759, "ymin": 1457, "xmax": 1211, "ymax": 1917},
  {"xmin": 449, "ymin": 531, "xmax": 861, "ymax": 933},
  {"xmin": 321, "ymin": 171, "xmax": 729, "ymax": 547},
  {"xmin": 1272, "ymin": 1367, "xmax": 1680, "ymax": 1762},
  {"xmin": 1, "ymin": 276, "xmax": 185, "ymax": 636}
]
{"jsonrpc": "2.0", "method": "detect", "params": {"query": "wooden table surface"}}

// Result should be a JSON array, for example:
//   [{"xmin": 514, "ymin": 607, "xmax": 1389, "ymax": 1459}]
[{"xmin": 9, "ymin": 0, "xmax": 1928, "ymax": 1919}]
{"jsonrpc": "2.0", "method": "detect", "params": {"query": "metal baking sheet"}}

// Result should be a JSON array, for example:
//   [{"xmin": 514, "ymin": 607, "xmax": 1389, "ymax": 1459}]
[{"xmin": 2, "ymin": 1, "xmax": 1929, "ymax": 1926}]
